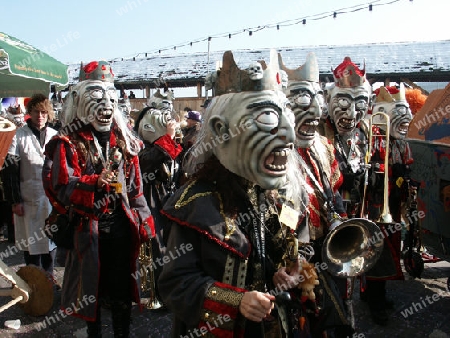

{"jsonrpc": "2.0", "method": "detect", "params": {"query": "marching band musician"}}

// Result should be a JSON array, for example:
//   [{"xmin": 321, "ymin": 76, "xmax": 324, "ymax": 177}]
[
  {"xmin": 319, "ymin": 57, "xmax": 375, "ymax": 329},
  {"xmin": 42, "ymin": 61, "xmax": 155, "ymax": 337},
  {"xmin": 321, "ymin": 57, "xmax": 375, "ymax": 219},
  {"xmin": 134, "ymin": 93, "xmax": 183, "ymax": 309},
  {"xmin": 276, "ymin": 52, "xmax": 354, "ymax": 338},
  {"xmin": 361, "ymin": 84, "xmax": 414, "ymax": 325}
]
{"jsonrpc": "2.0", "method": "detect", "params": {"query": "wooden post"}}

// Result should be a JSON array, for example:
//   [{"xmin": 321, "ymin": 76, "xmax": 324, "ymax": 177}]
[{"xmin": 197, "ymin": 82, "xmax": 202, "ymax": 98}]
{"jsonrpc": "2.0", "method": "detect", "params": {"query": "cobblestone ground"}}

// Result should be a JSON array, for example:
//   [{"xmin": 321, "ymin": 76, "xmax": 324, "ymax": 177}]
[{"xmin": 0, "ymin": 236, "xmax": 448, "ymax": 338}]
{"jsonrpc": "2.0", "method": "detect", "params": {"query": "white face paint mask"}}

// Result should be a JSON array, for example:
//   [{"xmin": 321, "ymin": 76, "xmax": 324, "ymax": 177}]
[
  {"xmin": 80, "ymin": 81, "xmax": 118, "ymax": 132},
  {"xmin": 209, "ymin": 91, "xmax": 295, "ymax": 190}
]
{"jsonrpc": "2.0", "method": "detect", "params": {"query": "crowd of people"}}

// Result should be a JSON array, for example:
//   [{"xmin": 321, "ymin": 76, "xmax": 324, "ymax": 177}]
[{"xmin": 0, "ymin": 49, "xmax": 423, "ymax": 337}]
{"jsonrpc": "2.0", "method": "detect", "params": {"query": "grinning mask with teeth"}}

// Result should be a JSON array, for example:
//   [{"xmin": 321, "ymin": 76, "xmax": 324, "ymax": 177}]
[
  {"xmin": 187, "ymin": 50, "xmax": 296, "ymax": 190},
  {"xmin": 136, "ymin": 107, "xmax": 172, "ymax": 144},
  {"xmin": 206, "ymin": 90, "xmax": 295, "ymax": 190},
  {"xmin": 328, "ymin": 57, "xmax": 374, "ymax": 136},
  {"xmin": 372, "ymin": 84, "xmax": 412, "ymax": 140},
  {"xmin": 279, "ymin": 52, "xmax": 324, "ymax": 149},
  {"xmin": 65, "ymin": 61, "xmax": 118, "ymax": 132}
]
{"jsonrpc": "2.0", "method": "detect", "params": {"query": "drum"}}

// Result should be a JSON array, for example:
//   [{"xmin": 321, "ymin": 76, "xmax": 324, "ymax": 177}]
[{"xmin": 0, "ymin": 116, "xmax": 16, "ymax": 168}]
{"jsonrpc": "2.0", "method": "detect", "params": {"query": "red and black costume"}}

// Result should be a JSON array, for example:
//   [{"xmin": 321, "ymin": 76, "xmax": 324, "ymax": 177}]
[
  {"xmin": 361, "ymin": 125, "xmax": 413, "ymax": 323},
  {"xmin": 43, "ymin": 121, "xmax": 155, "ymax": 336},
  {"xmin": 138, "ymin": 131, "xmax": 182, "ymax": 302},
  {"xmin": 159, "ymin": 162, "xmax": 281, "ymax": 337}
]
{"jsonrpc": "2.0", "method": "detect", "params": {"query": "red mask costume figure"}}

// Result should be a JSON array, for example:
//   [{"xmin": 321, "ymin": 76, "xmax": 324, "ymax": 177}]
[
  {"xmin": 158, "ymin": 50, "xmax": 298, "ymax": 337},
  {"xmin": 134, "ymin": 95, "xmax": 183, "ymax": 309},
  {"xmin": 42, "ymin": 61, "xmax": 155, "ymax": 337},
  {"xmin": 361, "ymin": 84, "xmax": 414, "ymax": 325},
  {"xmin": 322, "ymin": 57, "xmax": 375, "ymax": 218},
  {"xmin": 278, "ymin": 52, "xmax": 354, "ymax": 338}
]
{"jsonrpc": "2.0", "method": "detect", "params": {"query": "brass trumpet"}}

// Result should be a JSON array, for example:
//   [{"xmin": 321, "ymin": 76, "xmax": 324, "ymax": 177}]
[{"xmin": 138, "ymin": 240, "xmax": 162, "ymax": 310}]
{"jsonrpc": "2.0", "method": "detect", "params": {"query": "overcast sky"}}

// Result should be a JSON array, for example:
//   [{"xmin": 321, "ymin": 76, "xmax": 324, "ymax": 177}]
[{"xmin": 2, "ymin": 0, "xmax": 448, "ymax": 65}]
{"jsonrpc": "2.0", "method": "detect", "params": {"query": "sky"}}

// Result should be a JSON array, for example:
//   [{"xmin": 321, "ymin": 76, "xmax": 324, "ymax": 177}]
[{"xmin": 2, "ymin": 0, "xmax": 449, "ymax": 66}]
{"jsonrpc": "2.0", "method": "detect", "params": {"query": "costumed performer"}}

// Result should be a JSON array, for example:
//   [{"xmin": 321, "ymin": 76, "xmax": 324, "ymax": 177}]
[
  {"xmin": 158, "ymin": 50, "xmax": 299, "ymax": 337},
  {"xmin": 134, "ymin": 99, "xmax": 183, "ymax": 309},
  {"xmin": 42, "ymin": 60, "xmax": 155, "ymax": 337},
  {"xmin": 361, "ymin": 84, "xmax": 414, "ymax": 325},
  {"xmin": 278, "ymin": 52, "xmax": 354, "ymax": 338}
]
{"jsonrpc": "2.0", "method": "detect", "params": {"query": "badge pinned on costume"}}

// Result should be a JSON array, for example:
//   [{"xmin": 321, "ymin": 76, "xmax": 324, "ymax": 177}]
[{"xmin": 279, "ymin": 203, "xmax": 300, "ymax": 230}]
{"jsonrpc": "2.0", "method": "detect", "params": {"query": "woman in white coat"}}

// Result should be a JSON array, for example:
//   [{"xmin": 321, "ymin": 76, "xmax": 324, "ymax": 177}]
[{"xmin": 1, "ymin": 94, "xmax": 58, "ymax": 277}]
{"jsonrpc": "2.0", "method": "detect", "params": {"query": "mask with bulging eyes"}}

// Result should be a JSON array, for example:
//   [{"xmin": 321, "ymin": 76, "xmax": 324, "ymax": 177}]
[
  {"xmin": 206, "ymin": 90, "xmax": 295, "ymax": 190},
  {"xmin": 77, "ymin": 80, "xmax": 118, "ymax": 132},
  {"xmin": 327, "ymin": 83, "xmax": 372, "ymax": 136},
  {"xmin": 137, "ymin": 108, "xmax": 172, "ymax": 144},
  {"xmin": 372, "ymin": 101, "xmax": 412, "ymax": 140},
  {"xmin": 286, "ymin": 81, "xmax": 324, "ymax": 149}
]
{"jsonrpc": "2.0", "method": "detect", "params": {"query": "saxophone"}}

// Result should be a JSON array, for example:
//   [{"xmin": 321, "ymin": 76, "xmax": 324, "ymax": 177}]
[{"xmin": 138, "ymin": 240, "xmax": 162, "ymax": 309}]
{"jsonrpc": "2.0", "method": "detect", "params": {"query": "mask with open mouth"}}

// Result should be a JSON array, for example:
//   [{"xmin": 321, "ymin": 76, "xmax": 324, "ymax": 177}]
[
  {"xmin": 279, "ymin": 52, "xmax": 323, "ymax": 149},
  {"xmin": 83, "ymin": 81, "xmax": 118, "ymax": 132},
  {"xmin": 373, "ymin": 85, "xmax": 412, "ymax": 140},
  {"xmin": 328, "ymin": 57, "xmax": 373, "ymax": 136},
  {"xmin": 191, "ymin": 50, "xmax": 296, "ymax": 190},
  {"xmin": 68, "ymin": 61, "xmax": 118, "ymax": 132},
  {"xmin": 136, "ymin": 107, "xmax": 171, "ymax": 144}
]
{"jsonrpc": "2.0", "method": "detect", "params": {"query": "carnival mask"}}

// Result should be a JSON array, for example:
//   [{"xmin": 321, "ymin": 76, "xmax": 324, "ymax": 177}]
[
  {"xmin": 287, "ymin": 81, "xmax": 323, "ymax": 149},
  {"xmin": 79, "ymin": 80, "xmax": 118, "ymax": 132},
  {"xmin": 279, "ymin": 52, "xmax": 323, "ymax": 149},
  {"xmin": 208, "ymin": 90, "xmax": 295, "ymax": 190},
  {"xmin": 327, "ymin": 84, "xmax": 373, "ymax": 136},
  {"xmin": 373, "ymin": 85, "xmax": 412, "ymax": 140},
  {"xmin": 328, "ymin": 57, "xmax": 373, "ymax": 136},
  {"xmin": 137, "ymin": 107, "xmax": 172, "ymax": 144}
]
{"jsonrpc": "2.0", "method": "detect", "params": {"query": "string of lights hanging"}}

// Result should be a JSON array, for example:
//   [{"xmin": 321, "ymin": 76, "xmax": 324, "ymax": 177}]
[{"xmin": 111, "ymin": 0, "xmax": 410, "ymax": 62}]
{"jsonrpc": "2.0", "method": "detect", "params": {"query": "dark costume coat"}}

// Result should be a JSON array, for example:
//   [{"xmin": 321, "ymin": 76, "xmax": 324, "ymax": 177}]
[
  {"xmin": 42, "ymin": 121, "xmax": 155, "ymax": 320},
  {"xmin": 364, "ymin": 127, "xmax": 413, "ymax": 280},
  {"xmin": 159, "ymin": 179, "xmax": 276, "ymax": 338},
  {"xmin": 138, "ymin": 134, "xmax": 182, "ymax": 252},
  {"xmin": 321, "ymin": 117, "xmax": 368, "ymax": 217}
]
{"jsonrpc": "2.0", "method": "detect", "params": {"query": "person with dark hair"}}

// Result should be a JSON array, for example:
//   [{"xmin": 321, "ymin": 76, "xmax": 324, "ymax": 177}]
[
  {"xmin": 1, "ymin": 93, "xmax": 58, "ymax": 277},
  {"xmin": 129, "ymin": 91, "xmax": 136, "ymax": 99},
  {"xmin": 158, "ymin": 50, "xmax": 301, "ymax": 337}
]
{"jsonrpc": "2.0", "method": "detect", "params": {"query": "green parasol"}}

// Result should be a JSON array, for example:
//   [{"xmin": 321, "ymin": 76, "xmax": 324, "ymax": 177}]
[{"xmin": 0, "ymin": 32, "xmax": 69, "ymax": 97}]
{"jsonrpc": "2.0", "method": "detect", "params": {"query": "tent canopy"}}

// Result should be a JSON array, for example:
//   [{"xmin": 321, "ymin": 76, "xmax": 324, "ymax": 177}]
[{"xmin": 0, "ymin": 32, "xmax": 69, "ymax": 97}]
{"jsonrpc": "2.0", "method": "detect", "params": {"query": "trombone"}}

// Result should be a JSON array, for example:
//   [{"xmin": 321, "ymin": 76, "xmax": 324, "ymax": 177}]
[
  {"xmin": 321, "ymin": 113, "xmax": 394, "ymax": 278},
  {"xmin": 361, "ymin": 111, "xmax": 393, "ymax": 223}
]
